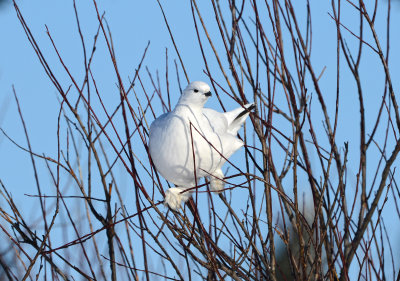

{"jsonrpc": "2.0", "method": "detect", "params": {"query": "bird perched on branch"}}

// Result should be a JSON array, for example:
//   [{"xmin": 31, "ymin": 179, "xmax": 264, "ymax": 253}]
[{"xmin": 149, "ymin": 81, "xmax": 254, "ymax": 210}]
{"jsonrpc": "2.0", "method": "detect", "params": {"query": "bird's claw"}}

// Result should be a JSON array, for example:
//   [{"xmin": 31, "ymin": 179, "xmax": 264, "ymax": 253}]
[
  {"xmin": 164, "ymin": 187, "xmax": 192, "ymax": 210},
  {"xmin": 209, "ymin": 169, "xmax": 225, "ymax": 193}
]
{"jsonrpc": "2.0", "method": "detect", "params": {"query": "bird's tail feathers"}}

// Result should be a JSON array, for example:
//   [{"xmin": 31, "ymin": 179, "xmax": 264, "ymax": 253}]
[
  {"xmin": 233, "ymin": 103, "xmax": 255, "ymax": 121},
  {"xmin": 228, "ymin": 103, "xmax": 254, "ymax": 135}
]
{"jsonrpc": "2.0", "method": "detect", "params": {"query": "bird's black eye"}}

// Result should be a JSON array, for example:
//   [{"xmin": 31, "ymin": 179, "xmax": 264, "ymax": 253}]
[{"xmin": 194, "ymin": 89, "xmax": 199, "ymax": 93}]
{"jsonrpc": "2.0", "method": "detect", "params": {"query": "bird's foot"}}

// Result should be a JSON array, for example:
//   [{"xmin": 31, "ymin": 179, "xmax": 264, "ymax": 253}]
[
  {"xmin": 209, "ymin": 169, "xmax": 225, "ymax": 193},
  {"xmin": 164, "ymin": 187, "xmax": 192, "ymax": 210}
]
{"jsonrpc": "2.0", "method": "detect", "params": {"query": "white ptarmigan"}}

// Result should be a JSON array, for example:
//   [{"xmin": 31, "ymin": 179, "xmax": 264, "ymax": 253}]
[{"xmin": 149, "ymin": 81, "xmax": 254, "ymax": 210}]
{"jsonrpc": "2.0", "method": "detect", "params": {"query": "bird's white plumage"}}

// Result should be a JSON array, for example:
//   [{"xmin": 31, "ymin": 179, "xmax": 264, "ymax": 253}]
[{"xmin": 149, "ymin": 81, "xmax": 253, "ymax": 210}]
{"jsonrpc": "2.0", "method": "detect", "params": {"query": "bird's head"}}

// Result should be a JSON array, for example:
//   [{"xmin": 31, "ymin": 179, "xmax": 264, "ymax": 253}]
[{"xmin": 178, "ymin": 81, "xmax": 212, "ymax": 107}]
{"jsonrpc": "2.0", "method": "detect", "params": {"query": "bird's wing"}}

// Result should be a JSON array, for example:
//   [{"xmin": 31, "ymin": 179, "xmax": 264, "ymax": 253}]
[
  {"xmin": 202, "ymin": 108, "xmax": 228, "ymax": 135},
  {"xmin": 202, "ymin": 108, "xmax": 244, "ymax": 164}
]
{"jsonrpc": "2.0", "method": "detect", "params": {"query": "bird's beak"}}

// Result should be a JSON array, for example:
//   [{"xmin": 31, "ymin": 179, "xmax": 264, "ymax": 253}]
[{"xmin": 205, "ymin": 91, "xmax": 212, "ymax": 97}]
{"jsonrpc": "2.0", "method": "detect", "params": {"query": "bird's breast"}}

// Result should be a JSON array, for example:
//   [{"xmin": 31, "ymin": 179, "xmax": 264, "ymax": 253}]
[{"xmin": 149, "ymin": 111, "xmax": 227, "ymax": 184}]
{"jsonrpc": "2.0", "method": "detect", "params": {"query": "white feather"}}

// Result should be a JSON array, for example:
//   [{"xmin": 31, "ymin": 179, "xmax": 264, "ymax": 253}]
[{"xmin": 149, "ymin": 81, "xmax": 253, "ymax": 210}]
